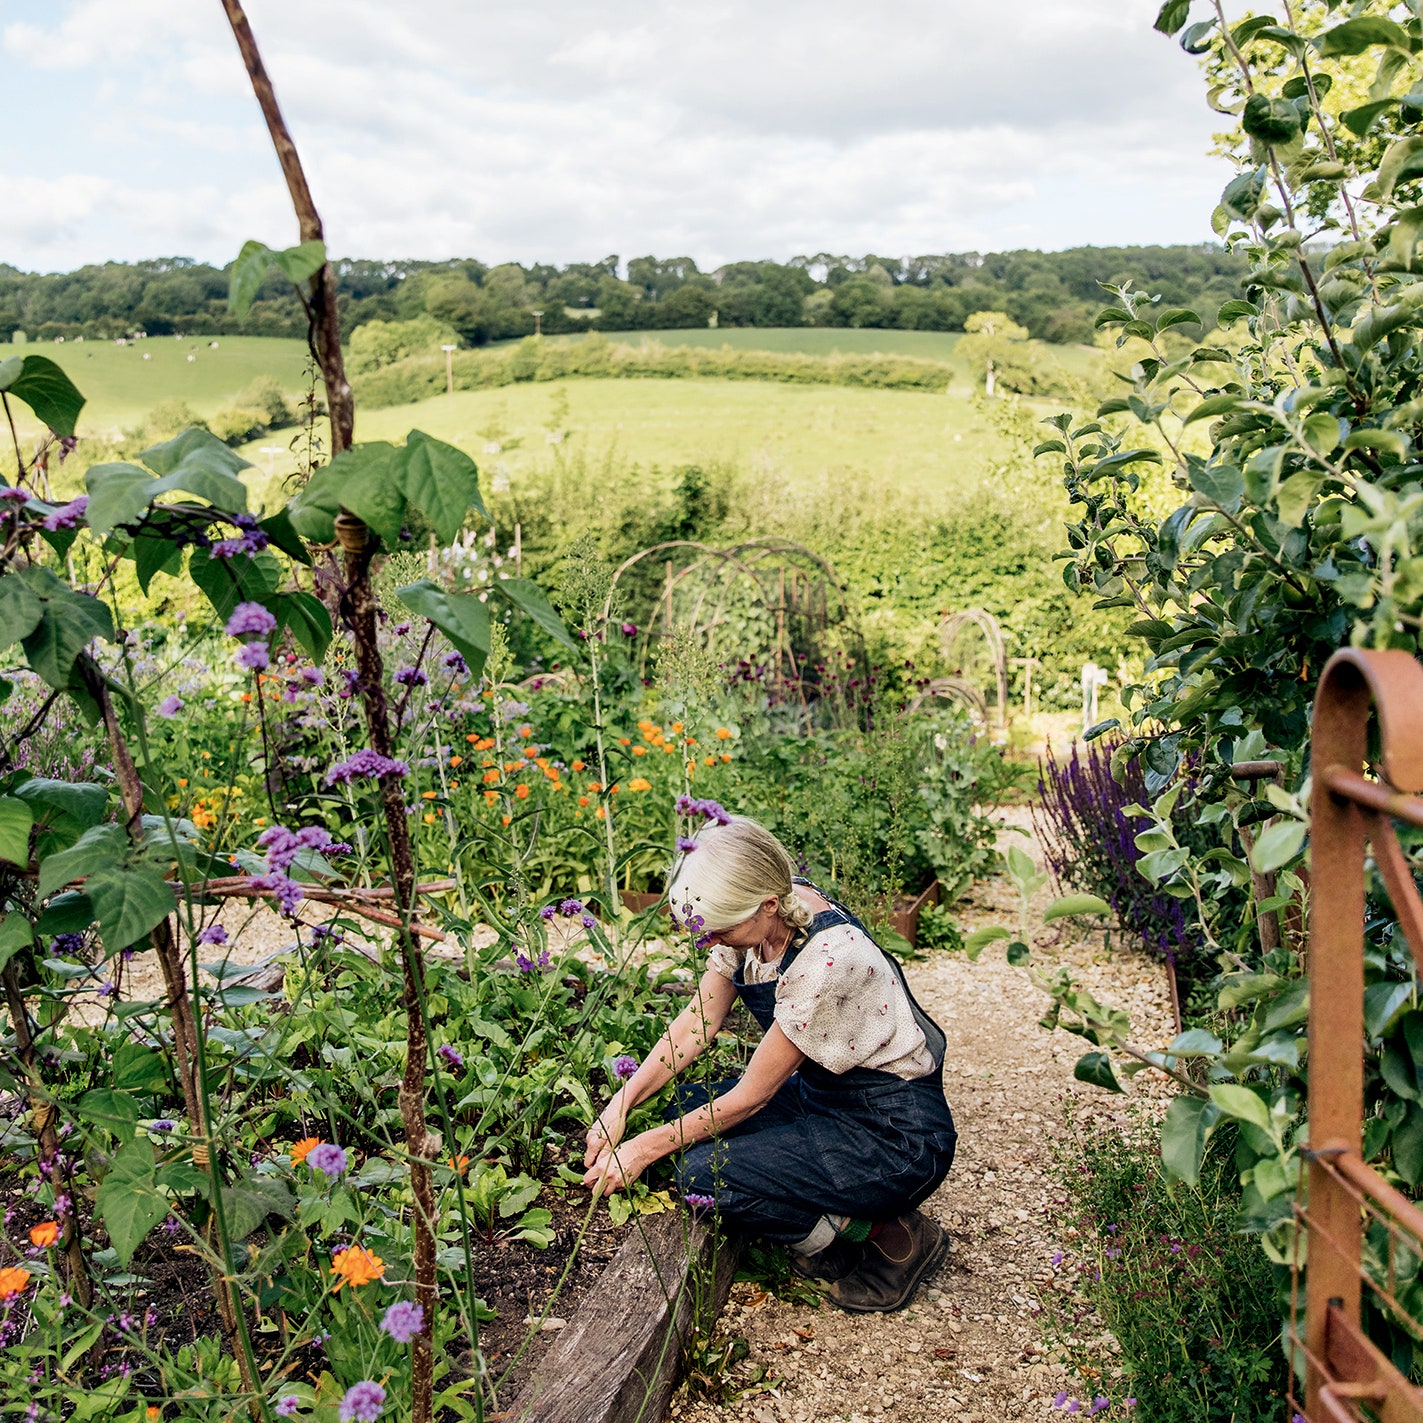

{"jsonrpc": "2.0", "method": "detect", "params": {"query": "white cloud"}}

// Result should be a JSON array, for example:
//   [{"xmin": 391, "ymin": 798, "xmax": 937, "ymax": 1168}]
[{"xmin": 0, "ymin": 0, "xmax": 1228, "ymax": 271}]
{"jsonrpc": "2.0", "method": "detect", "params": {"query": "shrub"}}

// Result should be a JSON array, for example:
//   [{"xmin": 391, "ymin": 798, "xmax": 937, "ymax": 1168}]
[
  {"xmin": 348, "ymin": 315, "xmax": 455, "ymax": 374},
  {"xmin": 1042, "ymin": 1108, "xmax": 1286, "ymax": 1422}
]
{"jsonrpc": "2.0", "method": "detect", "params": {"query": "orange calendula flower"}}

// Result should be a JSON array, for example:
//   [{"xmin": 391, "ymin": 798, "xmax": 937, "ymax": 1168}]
[
  {"xmin": 501, "ymin": 815, "xmax": 512, "ymax": 826},
  {"xmin": 518, "ymin": 725, "xmax": 534, "ymax": 738},
  {"xmin": 579, "ymin": 796, "xmax": 590, "ymax": 807},
  {"xmin": 447, "ymin": 1155, "xmax": 471, "ymax": 1174},
  {"xmin": 671, "ymin": 722, "xmax": 684, "ymax": 734},
  {"xmin": 477, "ymin": 737, "xmax": 496, "ymax": 751},
  {"xmin": 722, "ymin": 753, "xmax": 732, "ymax": 763},
  {"xmin": 29, "ymin": 1221, "xmax": 59, "ymax": 1247},
  {"xmin": 523, "ymin": 746, "xmax": 538, "ymax": 759},
  {"xmin": 450, "ymin": 781, "xmax": 459, "ymax": 790},
  {"xmin": 572, "ymin": 759, "xmax": 586, "ymax": 771},
  {"xmin": 632, "ymin": 746, "xmax": 647, "ymax": 757},
  {"xmin": 483, "ymin": 770, "xmax": 500, "ymax": 784},
  {"xmin": 484, "ymin": 791, "xmax": 499, "ymax": 805},
  {"xmin": 291, "ymin": 1137, "xmax": 321, "ymax": 1165},
  {"xmin": 628, "ymin": 777, "xmax": 652, "ymax": 792},
  {"xmin": 595, "ymin": 807, "xmax": 606, "ymax": 819},
  {"xmin": 618, "ymin": 737, "xmax": 631, "ymax": 746},
  {"xmin": 423, "ymin": 813, "xmax": 436, "ymax": 824},
  {"xmin": 588, "ymin": 781, "xmax": 602, "ymax": 792},
  {"xmin": 421, "ymin": 790, "xmax": 437, "ymax": 800},
  {"xmin": 176, "ymin": 778, "xmax": 188, "ymax": 788},
  {"xmin": 0, "ymin": 1267, "xmax": 32, "ymax": 1300},
  {"xmin": 515, "ymin": 784, "xmax": 531, "ymax": 800},
  {"xmin": 254, "ymin": 817, "xmax": 267, "ymax": 827},
  {"xmin": 466, "ymin": 732, "xmax": 480, "ymax": 743},
  {"xmin": 705, "ymin": 756, "xmax": 716, "ymax": 767},
  {"xmin": 147, "ymin": 1407, "xmax": 161, "ymax": 1421},
  {"xmin": 535, "ymin": 756, "xmax": 549, "ymax": 769},
  {"xmin": 331, "ymin": 1244, "xmax": 385, "ymax": 1291},
  {"xmin": 450, "ymin": 755, "xmax": 463, "ymax": 768},
  {"xmin": 504, "ymin": 761, "xmax": 522, "ymax": 773},
  {"xmin": 715, "ymin": 728, "xmax": 733, "ymax": 740},
  {"xmin": 240, "ymin": 692, "xmax": 252, "ymax": 703},
  {"xmin": 664, "ymin": 745, "xmax": 676, "ymax": 754}
]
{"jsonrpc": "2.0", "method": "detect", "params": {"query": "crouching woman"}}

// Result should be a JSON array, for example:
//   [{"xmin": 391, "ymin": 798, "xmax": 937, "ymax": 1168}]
[{"xmin": 582, "ymin": 815, "xmax": 956, "ymax": 1312}]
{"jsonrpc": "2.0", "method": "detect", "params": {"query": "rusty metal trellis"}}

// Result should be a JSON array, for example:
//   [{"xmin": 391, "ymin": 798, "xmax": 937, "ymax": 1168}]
[{"xmin": 1295, "ymin": 648, "xmax": 1423, "ymax": 1421}]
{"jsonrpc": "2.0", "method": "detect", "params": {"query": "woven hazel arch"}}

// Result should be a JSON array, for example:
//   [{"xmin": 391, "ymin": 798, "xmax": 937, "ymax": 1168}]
[
  {"xmin": 1295, "ymin": 648, "xmax": 1423, "ymax": 1421},
  {"xmin": 602, "ymin": 537, "xmax": 869, "ymax": 723},
  {"xmin": 908, "ymin": 608, "xmax": 1009, "ymax": 732}
]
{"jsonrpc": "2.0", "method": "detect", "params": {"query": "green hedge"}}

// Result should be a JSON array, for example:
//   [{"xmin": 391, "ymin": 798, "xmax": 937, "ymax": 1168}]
[{"xmin": 354, "ymin": 334, "xmax": 956, "ymax": 407}]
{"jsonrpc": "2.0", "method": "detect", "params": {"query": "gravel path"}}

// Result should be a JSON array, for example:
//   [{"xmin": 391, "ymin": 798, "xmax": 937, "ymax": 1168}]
[{"xmin": 667, "ymin": 807, "xmax": 1177, "ymax": 1423}]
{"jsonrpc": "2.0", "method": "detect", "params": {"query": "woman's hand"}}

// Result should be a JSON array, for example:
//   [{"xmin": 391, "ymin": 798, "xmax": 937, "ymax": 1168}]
[
  {"xmin": 584, "ymin": 1094, "xmax": 629, "ymax": 1169},
  {"xmin": 582, "ymin": 1129, "xmax": 658, "ymax": 1194}
]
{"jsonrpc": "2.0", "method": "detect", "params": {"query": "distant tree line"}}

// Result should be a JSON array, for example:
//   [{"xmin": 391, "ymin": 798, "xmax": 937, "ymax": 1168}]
[{"xmin": 0, "ymin": 245, "xmax": 1247, "ymax": 347}]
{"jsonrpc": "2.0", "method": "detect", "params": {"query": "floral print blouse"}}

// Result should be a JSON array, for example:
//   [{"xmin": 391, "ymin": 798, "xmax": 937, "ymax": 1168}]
[{"xmin": 708, "ymin": 921, "xmax": 934, "ymax": 1080}]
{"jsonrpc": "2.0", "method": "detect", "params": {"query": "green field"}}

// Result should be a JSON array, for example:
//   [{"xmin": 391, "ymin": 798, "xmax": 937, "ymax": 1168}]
[
  {"xmin": 510, "ymin": 326, "xmax": 969, "ymax": 359},
  {"xmin": 238, "ymin": 376, "xmax": 1015, "ymax": 510},
  {"xmin": 1, "ymin": 335, "xmax": 311, "ymax": 436}
]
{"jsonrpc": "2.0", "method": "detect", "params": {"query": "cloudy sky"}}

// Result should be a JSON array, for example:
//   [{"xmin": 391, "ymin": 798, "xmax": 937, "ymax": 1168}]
[{"xmin": 2, "ymin": 0, "xmax": 1229, "ymax": 274}]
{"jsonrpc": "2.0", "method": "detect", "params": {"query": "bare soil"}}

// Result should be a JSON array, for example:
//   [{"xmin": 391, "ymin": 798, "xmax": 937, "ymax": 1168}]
[{"xmin": 666, "ymin": 807, "xmax": 1177, "ymax": 1423}]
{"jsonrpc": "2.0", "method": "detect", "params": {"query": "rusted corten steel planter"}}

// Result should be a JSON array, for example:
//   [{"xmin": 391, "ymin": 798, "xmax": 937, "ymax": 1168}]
[{"xmin": 1298, "ymin": 649, "xmax": 1423, "ymax": 1421}]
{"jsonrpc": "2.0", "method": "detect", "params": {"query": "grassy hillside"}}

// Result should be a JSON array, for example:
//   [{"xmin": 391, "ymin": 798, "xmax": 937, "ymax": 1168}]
[{"xmin": 2, "ymin": 335, "xmax": 311, "ymax": 435}]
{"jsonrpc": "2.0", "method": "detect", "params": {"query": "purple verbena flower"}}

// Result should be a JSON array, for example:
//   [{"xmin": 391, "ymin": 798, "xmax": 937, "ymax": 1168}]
[
  {"xmin": 620, "ymin": 621, "xmax": 637, "ymax": 637},
  {"xmin": 306, "ymin": 1143, "xmax": 348, "ymax": 1177},
  {"xmin": 150, "ymin": 1120, "xmax": 176, "ymax": 1133},
  {"xmin": 394, "ymin": 666, "xmax": 428, "ymax": 688},
  {"xmin": 581, "ymin": 912, "xmax": 596, "ymax": 929},
  {"xmin": 437, "ymin": 1045, "xmax": 464, "ymax": 1070},
  {"xmin": 675, "ymin": 836, "xmax": 697, "ymax": 853},
  {"xmin": 326, "ymin": 750, "xmax": 410, "ymax": 785},
  {"xmin": 249, "ymin": 872, "xmax": 303, "ymax": 917},
  {"xmin": 380, "ymin": 1300, "xmax": 425, "ymax": 1344},
  {"xmin": 50, "ymin": 933, "xmax": 85, "ymax": 956},
  {"xmin": 558, "ymin": 898, "xmax": 584, "ymax": 917},
  {"xmin": 197, "ymin": 924, "xmax": 228, "ymax": 946},
  {"xmin": 275, "ymin": 1398, "xmax": 301, "ymax": 1418},
  {"xmin": 42, "ymin": 495, "xmax": 88, "ymax": 531},
  {"xmin": 613, "ymin": 1055, "xmax": 639, "ymax": 1081},
  {"xmin": 300, "ymin": 666, "xmax": 324, "ymax": 685},
  {"xmin": 235, "ymin": 641, "xmax": 270, "ymax": 672},
  {"xmin": 225, "ymin": 602, "xmax": 278, "ymax": 638},
  {"xmin": 155, "ymin": 695, "xmax": 184, "ymax": 718},
  {"xmin": 684, "ymin": 1193, "xmax": 715, "ymax": 1210},
  {"xmin": 538, "ymin": 904, "xmax": 557, "ymax": 920},
  {"xmin": 442, "ymin": 652, "xmax": 467, "ymax": 675},
  {"xmin": 0, "ymin": 487, "xmax": 28, "ymax": 504},
  {"xmin": 338, "ymin": 1382, "xmax": 385, "ymax": 1423},
  {"xmin": 393, "ymin": 622, "xmax": 410, "ymax": 636}
]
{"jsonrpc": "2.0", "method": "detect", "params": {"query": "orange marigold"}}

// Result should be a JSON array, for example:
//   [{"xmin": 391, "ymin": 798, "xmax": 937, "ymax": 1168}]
[
  {"xmin": 572, "ymin": 759, "xmax": 585, "ymax": 771},
  {"xmin": 704, "ymin": 756, "xmax": 716, "ymax": 766},
  {"xmin": 423, "ymin": 813, "xmax": 436, "ymax": 824},
  {"xmin": 523, "ymin": 746, "xmax": 538, "ymax": 759},
  {"xmin": 628, "ymin": 777, "xmax": 652, "ymax": 792},
  {"xmin": 0, "ymin": 1267, "xmax": 32, "ymax": 1301},
  {"xmin": 671, "ymin": 721, "xmax": 684, "ymax": 733},
  {"xmin": 331, "ymin": 1244, "xmax": 385, "ymax": 1291},
  {"xmin": 518, "ymin": 725, "xmax": 534, "ymax": 738},
  {"xmin": 477, "ymin": 737, "xmax": 496, "ymax": 751},
  {"xmin": 29, "ymin": 1221, "xmax": 59, "ymax": 1247},
  {"xmin": 722, "ymin": 753, "xmax": 732, "ymax": 763},
  {"xmin": 515, "ymin": 784, "xmax": 531, "ymax": 799},
  {"xmin": 632, "ymin": 746, "xmax": 647, "ymax": 757},
  {"xmin": 715, "ymin": 728, "xmax": 733, "ymax": 740},
  {"xmin": 291, "ymin": 1137, "xmax": 321, "ymax": 1165},
  {"xmin": 579, "ymin": 796, "xmax": 590, "ymax": 807},
  {"xmin": 421, "ymin": 790, "xmax": 437, "ymax": 800},
  {"xmin": 447, "ymin": 1155, "xmax": 471, "ymax": 1175},
  {"xmin": 483, "ymin": 770, "xmax": 500, "ymax": 784},
  {"xmin": 502, "ymin": 815, "xmax": 512, "ymax": 826},
  {"xmin": 618, "ymin": 737, "xmax": 631, "ymax": 746},
  {"xmin": 484, "ymin": 791, "xmax": 499, "ymax": 805},
  {"xmin": 466, "ymin": 733, "xmax": 480, "ymax": 743},
  {"xmin": 450, "ymin": 755, "xmax": 463, "ymax": 768}
]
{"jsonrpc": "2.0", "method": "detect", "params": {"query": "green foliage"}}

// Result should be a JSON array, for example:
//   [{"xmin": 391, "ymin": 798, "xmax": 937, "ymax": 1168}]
[{"xmin": 1041, "ymin": 1106, "xmax": 1287, "ymax": 1421}]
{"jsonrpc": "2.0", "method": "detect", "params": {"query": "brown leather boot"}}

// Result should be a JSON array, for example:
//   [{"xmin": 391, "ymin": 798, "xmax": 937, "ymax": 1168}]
[
  {"xmin": 827, "ymin": 1211, "xmax": 949, "ymax": 1313},
  {"xmin": 790, "ymin": 1235, "xmax": 865, "ymax": 1284}
]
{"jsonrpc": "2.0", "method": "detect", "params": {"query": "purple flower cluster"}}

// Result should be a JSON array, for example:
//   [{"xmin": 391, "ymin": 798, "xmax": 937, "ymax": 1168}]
[
  {"xmin": 42, "ymin": 495, "xmax": 88, "ymax": 531},
  {"xmin": 50, "ymin": 933, "xmax": 86, "ymax": 956},
  {"xmin": 515, "ymin": 948, "xmax": 552, "ymax": 974},
  {"xmin": 437, "ymin": 1044, "xmax": 464, "ymax": 1070},
  {"xmin": 155, "ymin": 695, "xmax": 184, "ymax": 718},
  {"xmin": 211, "ymin": 514, "xmax": 270, "ymax": 560},
  {"xmin": 339, "ymin": 1382, "xmax": 385, "ymax": 1423},
  {"xmin": 250, "ymin": 872, "xmax": 303, "ymax": 917},
  {"xmin": 558, "ymin": 898, "xmax": 584, "ymax": 917},
  {"xmin": 620, "ymin": 621, "xmax": 638, "ymax": 637},
  {"xmin": 326, "ymin": 750, "xmax": 411, "ymax": 785},
  {"xmin": 235, "ymin": 642, "xmax": 270, "ymax": 672},
  {"xmin": 275, "ymin": 1398, "xmax": 301, "ymax": 1418},
  {"xmin": 684, "ymin": 1193, "xmax": 716, "ymax": 1211},
  {"xmin": 674, "ymin": 796, "xmax": 732, "ymax": 826},
  {"xmin": 225, "ymin": 602, "xmax": 277, "ymax": 638},
  {"xmin": 675, "ymin": 836, "xmax": 697, "ymax": 853},
  {"xmin": 306, "ymin": 1143, "xmax": 348, "ymax": 1177},
  {"xmin": 612, "ymin": 1055, "xmax": 640, "ymax": 1081},
  {"xmin": 380, "ymin": 1300, "xmax": 425, "ymax": 1343},
  {"xmin": 394, "ymin": 666, "xmax": 428, "ymax": 687},
  {"xmin": 442, "ymin": 651, "xmax": 468, "ymax": 675},
  {"xmin": 197, "ymin": 924, "xmax": 228, "ymax": 946},
  {"xmin": 257, "ymin": 823, "xmax": 339, "ymax": 871}
]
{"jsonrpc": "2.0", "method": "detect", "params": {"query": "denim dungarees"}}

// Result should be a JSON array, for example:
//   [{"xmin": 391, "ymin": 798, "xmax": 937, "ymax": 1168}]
[{"xmin": 671, "ymin": 885, "xmax": 957, "ymax": 1243}]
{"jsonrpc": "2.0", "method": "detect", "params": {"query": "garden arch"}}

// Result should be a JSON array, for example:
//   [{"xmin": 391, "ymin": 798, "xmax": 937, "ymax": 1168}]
[
  {"xmin": 602, "ymin": 537, "xmax": 869, "ymax": 726},
  {"xmin": 1297, "ymin": 648, "xmax": 1423, "ymax": 1421},
  {"xmin": 909, "ymin": 608, "xmax": 1009, "ymax": 732}
]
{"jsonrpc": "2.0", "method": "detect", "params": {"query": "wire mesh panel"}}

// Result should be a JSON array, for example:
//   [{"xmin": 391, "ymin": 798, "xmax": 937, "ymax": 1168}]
[{"xmin": 1294, "ymin": 649, "xmax": 1423, "ymax": 1421}]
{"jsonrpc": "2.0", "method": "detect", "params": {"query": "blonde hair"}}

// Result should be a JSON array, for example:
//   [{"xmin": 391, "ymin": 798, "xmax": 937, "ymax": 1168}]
[{"xmin": 668, "ymin": 815, "xmax": 814, "ymax": 933}]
